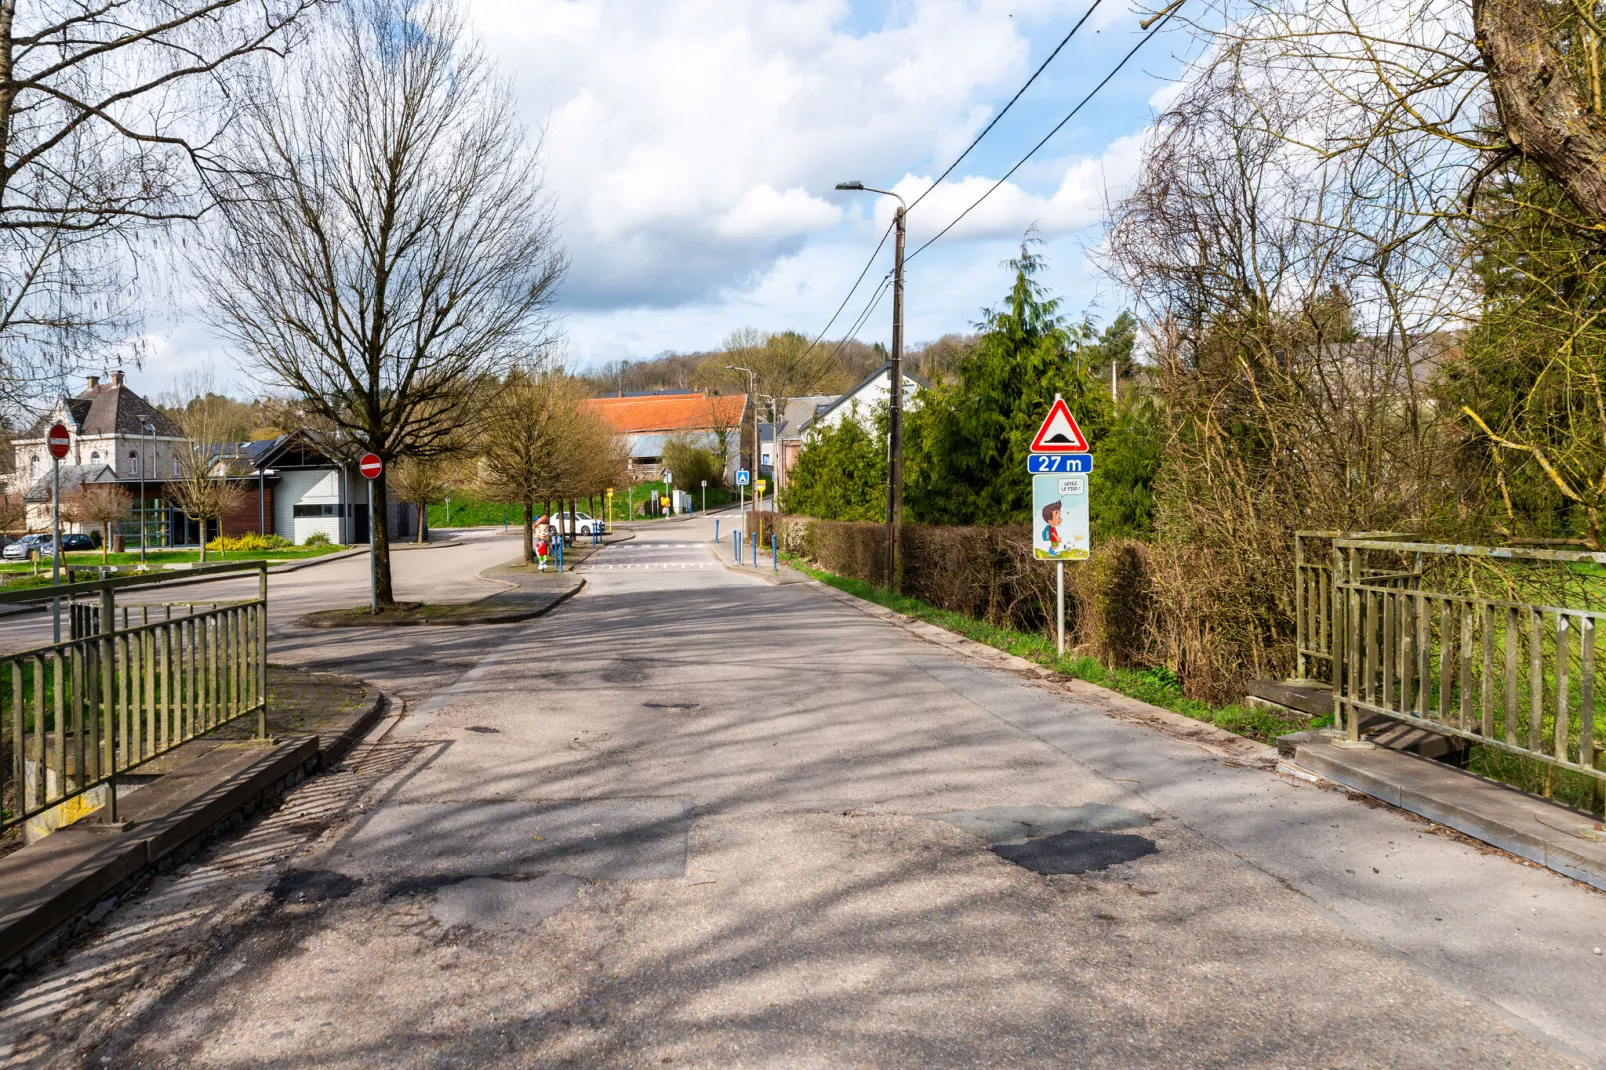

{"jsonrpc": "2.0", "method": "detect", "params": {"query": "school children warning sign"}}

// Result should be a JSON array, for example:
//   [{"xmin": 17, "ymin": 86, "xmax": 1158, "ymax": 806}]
[
  {"xmin": 1030, "ymin": 396, "xmax": 1091, "ymax": 560},
  {"xmin": 1033, "ymin": 475, "xmax": 1089, "ymax": 560},
  {"xmin": 1029, "ymin": 397, "xmax": 1090, "ymax": 452}
]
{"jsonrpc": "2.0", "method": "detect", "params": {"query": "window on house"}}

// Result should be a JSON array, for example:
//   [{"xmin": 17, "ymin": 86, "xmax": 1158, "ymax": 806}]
[
  {"xmin": 293, "ymin": 504, "xmax": 345, "ymax": 518},
  {"xmin": 89, "ymin": 451, "xmax": 100, "ymax": 464},
  {"xmin": 128, "ymin": 452, "xmax": 139, "ymax": 475},
  {"xmin": 29, "ymin": 455, "xmax": 38, "ymax": 478},
  {"xmin": 761, "ymin": 452, "xmax": 771, "ymax": 465},
  {"xmin": 172, "ymin": 459, "xmax": 179, "ymax": 477}
]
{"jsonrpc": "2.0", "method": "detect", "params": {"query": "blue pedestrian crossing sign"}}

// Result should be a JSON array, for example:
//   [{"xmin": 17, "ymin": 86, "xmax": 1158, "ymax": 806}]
[{"xmin": 736, "ymin": 469, "xmax": 751, "ymax": 485}]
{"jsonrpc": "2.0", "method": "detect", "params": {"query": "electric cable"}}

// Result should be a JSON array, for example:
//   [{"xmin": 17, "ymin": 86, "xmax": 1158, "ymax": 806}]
[
  {"xmin": 795, "ymin": 219, "xmax": 895, "ymax": 362},
  {"xmin": 906, "ymin": 1, "xmax": 1185, "ymax": 263},
  {"xmin": 907, "ymin": 0, "xmax": 1104, "ymax": 212}
]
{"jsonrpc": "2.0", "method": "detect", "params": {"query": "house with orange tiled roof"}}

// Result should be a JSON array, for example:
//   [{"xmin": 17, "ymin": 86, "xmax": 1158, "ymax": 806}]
[{"xmin": 581, "ymin": 391, "xmax": 748, "ymax": 481}]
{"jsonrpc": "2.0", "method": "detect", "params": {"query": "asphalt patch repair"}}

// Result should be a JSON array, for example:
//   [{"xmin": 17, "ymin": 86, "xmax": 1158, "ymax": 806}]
[
  {"xmin": 921, "ymin": 804, "xmax": 1159, "ymax": 875},
  {"xmin": 991, "ymin": 830, "xmax": 1158, "ymax": 874}
]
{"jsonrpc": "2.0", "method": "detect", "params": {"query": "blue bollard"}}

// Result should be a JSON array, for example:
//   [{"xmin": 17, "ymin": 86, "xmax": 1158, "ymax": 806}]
[
  {"xmin": 556, "ymin": 535, "xmax": 563, "ymax": 573},
  {"xmin": 715, "ymin": 519, "xmax": 720, "ymax": 543},
  {"xmin": 751, "ymin": 531, "xmax": 757, "ymax": 567},
  {"xmin": 772, "ymin": 534, "xmax": 778, "ymax": 571},
  {"xmin": 733, "ymin": 529, "xmax": 740, "ymax": 564}
]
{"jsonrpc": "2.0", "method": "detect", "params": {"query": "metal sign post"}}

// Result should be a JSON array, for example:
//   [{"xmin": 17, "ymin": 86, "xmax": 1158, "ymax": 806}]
[
  {"xmin": 46, "ymin": 423, "xmax": 69, "ymax": 643},
  {"xmin": 359, "ymin": 453, "xmax": 382, "ymax": 613},
  {"xmin": 701, "ymin": 479, "xmax": 707, "ymax": 514}
]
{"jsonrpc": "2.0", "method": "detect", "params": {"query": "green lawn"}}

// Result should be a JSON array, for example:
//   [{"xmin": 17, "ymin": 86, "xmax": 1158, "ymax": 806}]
[
  {"xmin": 0, "ymin": 545, "xmax": 346, "ymax": 577},
  {"xmin": 788, "ymin": 558, "xmax": 1313, "ymax": 746}
]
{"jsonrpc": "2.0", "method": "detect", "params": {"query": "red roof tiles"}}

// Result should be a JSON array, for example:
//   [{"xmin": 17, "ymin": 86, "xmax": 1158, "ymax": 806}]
[{"xmin": 582, "ymin": 393, "xmax": 746, "ymax": 435}]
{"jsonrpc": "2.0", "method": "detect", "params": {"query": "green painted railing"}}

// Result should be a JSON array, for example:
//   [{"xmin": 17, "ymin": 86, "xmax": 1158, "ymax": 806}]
[
  {"xmin": 1327, "ymin": 536, "xmax": 1606, "ymax": 790},
  {"xmin": 0, "ymin": 562, "xmax": 269, "ymax": 837}
]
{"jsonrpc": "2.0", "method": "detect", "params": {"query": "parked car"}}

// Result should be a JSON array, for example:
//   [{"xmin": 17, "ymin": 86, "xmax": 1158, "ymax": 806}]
[
  {"xmin": 1, "ymin": 531, "xmax": 101, "ymax": 559},
  {"xmin": 551, "ymin": 511, "xmax": 608, "ymax": 536},
  {"xmin": 2, "ymin": 533, "xmax": 53, "ymax": 560}
]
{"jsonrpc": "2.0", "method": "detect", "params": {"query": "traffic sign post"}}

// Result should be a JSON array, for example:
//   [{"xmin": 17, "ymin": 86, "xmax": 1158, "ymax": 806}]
[
  {"xmin": 701, "ymin": 478, "xmax": 707, "ymax": 514},
  {"xmin": 360, "ymin": 454, "xmax": 382, "ymax": 613},
  {"xmin": 47, "ymin": 423, "xmax": 68, "ymax": 643},
  {"xmin": 1029, "ymin": 396, "xmax": 1092, "ymax": 656}
]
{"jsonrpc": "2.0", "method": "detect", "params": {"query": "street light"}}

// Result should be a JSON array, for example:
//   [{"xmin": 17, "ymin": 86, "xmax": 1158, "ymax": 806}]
[
  {"xmin": 725, "ymin": 363, "xmax": 758, "ymax": 533},
  {"xmin": 835, "ymin": 180, "xmax": 907, "ymax": 592},
  {"xmin": 140, "ymin": 420, "xmax": 155, "ymax": 564}
]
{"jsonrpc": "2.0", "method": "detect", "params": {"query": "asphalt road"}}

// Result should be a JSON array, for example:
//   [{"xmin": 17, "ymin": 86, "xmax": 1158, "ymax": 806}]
[{"xmin": 4, "ymin": 519, "xmax": 1606, "ymax": 1068}]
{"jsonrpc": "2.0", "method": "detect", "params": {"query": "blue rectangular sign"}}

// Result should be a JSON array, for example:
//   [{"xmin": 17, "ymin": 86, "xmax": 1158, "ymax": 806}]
[
  {"xmin": 1027, "ymin": 453, "xmax": 1093, "ymax": 474},
  {"xmin": 736, "ymin": 469, "xmax": 751, "ymax": 485}
]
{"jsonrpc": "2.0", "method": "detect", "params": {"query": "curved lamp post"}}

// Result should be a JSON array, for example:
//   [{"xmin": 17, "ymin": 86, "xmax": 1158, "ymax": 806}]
[{"xmin": 834, "ymin": 181, "xmax": 906, "ymax": 591}]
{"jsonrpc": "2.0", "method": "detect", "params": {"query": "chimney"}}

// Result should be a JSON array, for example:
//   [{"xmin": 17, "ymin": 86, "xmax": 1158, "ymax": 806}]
[
  {"xmin": 111, "ymin": 369, "xmax": 125, "ymax": 387},
  {"xmin": 86, "ymin": 375, "xmax": 99, "ymax": 389}
]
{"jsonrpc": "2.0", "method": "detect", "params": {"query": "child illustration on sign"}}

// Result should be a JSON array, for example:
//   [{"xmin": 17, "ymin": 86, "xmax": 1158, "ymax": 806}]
[{"xmin": 1041, "ymin": 501, "xmax": 1063, "ymax": 554}]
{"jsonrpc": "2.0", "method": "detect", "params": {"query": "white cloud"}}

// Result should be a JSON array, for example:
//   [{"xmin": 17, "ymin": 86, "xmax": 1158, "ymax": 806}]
[
  {"xmin": 469, "ymin": 0, "xmax": 1046, "ymax": 308},
  {"xmin": 874, "ymin": 132, "xmax": 1147, "ymax": 247}
]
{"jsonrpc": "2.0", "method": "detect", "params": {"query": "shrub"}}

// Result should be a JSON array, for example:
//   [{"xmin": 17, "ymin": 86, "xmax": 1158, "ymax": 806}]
[
  {"xmin": 205, "ymin": 532, "xmax": 293, "ymax": 552},
  {"xmin": 303, "ymin": 531, "xmax": 332, "ymax": 547}
]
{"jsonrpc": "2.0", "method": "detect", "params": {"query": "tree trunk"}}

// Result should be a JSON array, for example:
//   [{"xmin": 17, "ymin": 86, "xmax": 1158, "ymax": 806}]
[
  {"xmin": 102, "ymin": 522, "xmax": 109, "ymax": 563},
  {"xmin": 199, "ymin": 521, "xmax": 207, "ymax": 563},
  {"xmin": 416, "ymin": 501, "xmax": 426, "ymax": 543},
  {"xmin": 372, "ymin": 469, "xmax": 394, "ymax": 605},
  {"xmin": 1475, "ymin": 0, "xmax": 1606, "ymax": 225},
  {"xmin": 522, "ymin": 500, "xmax": 534, "ymax": 563}
]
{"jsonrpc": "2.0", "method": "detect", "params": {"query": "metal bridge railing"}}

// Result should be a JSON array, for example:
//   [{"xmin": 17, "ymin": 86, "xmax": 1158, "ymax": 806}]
[
  {"xmin": 0, "ymin": 562, "xmax": 269, "ymax": 837},
  {"xmin": 1295, "ymin": 531, "xmax": 1424, "ymax": 685},
  {"xmin": 1328, "ymin": 536, "xmax": 1606, "ymax": 790}
]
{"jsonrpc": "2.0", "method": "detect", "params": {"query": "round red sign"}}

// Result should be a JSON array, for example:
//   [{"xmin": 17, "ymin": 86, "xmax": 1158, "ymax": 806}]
[
  {"xmin": 359, "ymin": 453, "xmax": 382, "ymax": 479},
  {"xmin": 45, "ymin": 422, "xmax": 70, "ymax": 460}
]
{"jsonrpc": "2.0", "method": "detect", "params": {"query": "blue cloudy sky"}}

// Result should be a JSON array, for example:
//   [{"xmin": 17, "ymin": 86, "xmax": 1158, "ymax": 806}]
[{"xmin": 146, "ymin": 0, "xmax": 1200, "ymax": 390}]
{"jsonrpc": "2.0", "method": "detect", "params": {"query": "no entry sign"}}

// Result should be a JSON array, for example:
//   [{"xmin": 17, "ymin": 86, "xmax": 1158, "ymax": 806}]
[
  {"xmin": 359, "ymin": 453, "xmax": 383, "ymax": 479},
  {"xmin": 46, "ymin": 423, "xmax": 70, "ymax": 460}
]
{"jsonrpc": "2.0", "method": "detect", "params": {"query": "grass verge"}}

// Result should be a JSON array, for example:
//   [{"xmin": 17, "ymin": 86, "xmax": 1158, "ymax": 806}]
[
  {"xmin": 789, "ymin": 558, "xmax": 1318, "ymax": 746},
  {"xmin": 0, "ymin": 545, "xmax": 345, "ymax": 575}
]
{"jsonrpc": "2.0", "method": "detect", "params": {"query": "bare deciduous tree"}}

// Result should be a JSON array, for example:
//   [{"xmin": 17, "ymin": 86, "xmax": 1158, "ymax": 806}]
[
  {"xmin": 198, "ymin": 0, "xmax": 564, "ymax": 603},
  {"xmin": 169, "ymin": 392, "xmax": 247, "ymax": 562},
  {"xmin": 388, "ymin": 456, "xmax": 452, "ymax": 544},
  {"xmin": 63, "ymin": 482, "xmax": 129, "ymax": 561},
  {"xmin": 0, "ymin": 0, "xmax": 323, "ymax": 408}
]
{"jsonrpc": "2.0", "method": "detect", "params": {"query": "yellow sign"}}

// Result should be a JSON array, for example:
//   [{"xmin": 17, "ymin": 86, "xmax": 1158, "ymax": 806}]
[
  {"xmin": 757, "ymin": 480, "xmax": 767, "ymax": 492},
  {"xmin": 606, "ymin": 487, "xmax": 614, "ymax": 496}
]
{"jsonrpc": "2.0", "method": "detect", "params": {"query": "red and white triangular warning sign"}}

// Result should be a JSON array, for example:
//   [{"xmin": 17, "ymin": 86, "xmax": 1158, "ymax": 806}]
[{"xmin": 1029, "ymin": 397, "xmax": 1090, "ymax": 452}]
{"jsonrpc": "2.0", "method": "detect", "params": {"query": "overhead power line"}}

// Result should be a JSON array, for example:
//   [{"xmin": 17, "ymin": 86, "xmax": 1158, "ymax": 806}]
[
  {"xmin": 906, "ymin": 0, "xmax": 1186, "ymax": 263},
  {"xmin": 802, "ymin": 4, "xmax": 1101, "ymax": 356},
  {"xmin": 830, "ymin": 273, "xmax": 893, "ymax": 361},
  {"xmin": 907, "ymin": 0, "xmax": 1104, "ymax": 213},
  {"xmin": 796, "ymin": 220, "xmax": 894, "ymax": 362}
]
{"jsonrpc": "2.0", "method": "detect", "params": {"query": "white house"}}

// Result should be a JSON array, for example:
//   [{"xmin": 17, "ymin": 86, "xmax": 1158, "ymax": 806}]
[{"xmin": 799, "ymin": 363, "xmax": 927, "ymax": 437}]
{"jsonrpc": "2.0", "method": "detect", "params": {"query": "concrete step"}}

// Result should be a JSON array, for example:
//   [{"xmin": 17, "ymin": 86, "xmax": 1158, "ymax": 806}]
[{"xmin": 1245, "ymin": 679, "xmax": 1331, "ymax": 719}]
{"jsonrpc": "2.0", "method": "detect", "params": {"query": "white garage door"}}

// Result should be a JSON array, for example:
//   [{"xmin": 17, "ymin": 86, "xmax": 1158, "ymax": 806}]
[{"xmin": 274, "ymin": 468, "xmax": 345, "ymax": 545}]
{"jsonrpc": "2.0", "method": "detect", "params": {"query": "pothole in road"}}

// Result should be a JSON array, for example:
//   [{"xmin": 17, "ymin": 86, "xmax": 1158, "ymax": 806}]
[
  {"xmin": 990, "ymin": 830, "xmax": 1158, "ymax": 875},
  {"xmin": 464, "ymin": 725, "xmax": 501, "ymax": 734},
  {"xmin": 643, "ymin": 702, "xmax": 700, "ymax": 711},
  {"xmin": 270, "ymin": 870, "xmax": 362, "ymax": 904},
  {"xmin": 920, "ymin": 804, "xmax": 1159, "ymax": 876}
]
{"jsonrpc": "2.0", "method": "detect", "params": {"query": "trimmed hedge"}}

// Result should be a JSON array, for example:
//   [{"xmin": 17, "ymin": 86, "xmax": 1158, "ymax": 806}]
[{"xmin": 773, "ymin": 514, "xmax": 1279, "ymax": 704}]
